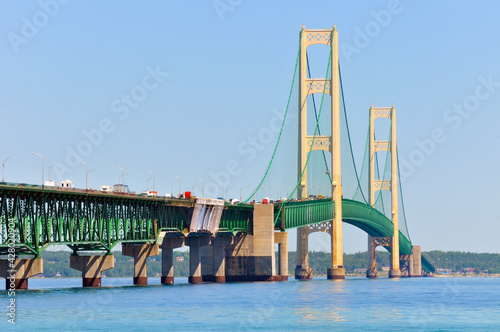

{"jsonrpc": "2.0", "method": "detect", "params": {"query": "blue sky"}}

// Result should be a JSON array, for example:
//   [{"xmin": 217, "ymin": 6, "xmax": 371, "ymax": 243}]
[{"xmin": 1, "ymin": 1, "xmax": 499, "ymax": 254}]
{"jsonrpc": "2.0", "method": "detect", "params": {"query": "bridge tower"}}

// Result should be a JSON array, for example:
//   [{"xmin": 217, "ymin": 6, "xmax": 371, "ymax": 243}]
[
  {"xmin": 367, "ymin": 105, "xmax": 401, "ymax": 278},
  {"xmin": 295, "ymin": 26, "xmax": 345, "ymax": 280}
]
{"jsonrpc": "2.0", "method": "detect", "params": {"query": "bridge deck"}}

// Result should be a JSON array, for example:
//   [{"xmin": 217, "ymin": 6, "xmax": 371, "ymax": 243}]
[{"xmin": 0, "ymin": 185, "xmax": 435, "ymax": 273}]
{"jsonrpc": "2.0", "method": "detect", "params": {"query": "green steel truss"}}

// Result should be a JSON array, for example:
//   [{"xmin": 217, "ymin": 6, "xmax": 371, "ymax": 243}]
[
  {"xmin": 0, "ymin": 185, "xmax": 255, "ymax": 256},
  {"xmin": 219, "ymin": 204, "xmax": 253, "ymax": 234},
  {"xmin": 275, "ymin": 198, "xmax": 435, "ymax": 273},
  {"xmin": 0, "ymin": 185, "xmax": 189, "ymax": 256}
]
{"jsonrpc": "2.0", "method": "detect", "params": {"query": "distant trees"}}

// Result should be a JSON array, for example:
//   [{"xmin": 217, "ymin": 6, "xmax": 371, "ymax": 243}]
[
  {"xmin": 39, "ymin": 249, "xmax": 500, "ymax": 278},
  {"xmin": 425, "ymin": 250, "xmax": 500, "ymax": 273},
  {"xmin": 40, "ymin": 251, "xmax": 190, "ymax": 277}
]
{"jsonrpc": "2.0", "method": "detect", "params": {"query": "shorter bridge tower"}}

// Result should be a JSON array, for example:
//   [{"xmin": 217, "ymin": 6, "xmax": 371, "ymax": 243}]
[{"xmin": 367, "ymin": 105, "xmax": 401, "ymax": 278}]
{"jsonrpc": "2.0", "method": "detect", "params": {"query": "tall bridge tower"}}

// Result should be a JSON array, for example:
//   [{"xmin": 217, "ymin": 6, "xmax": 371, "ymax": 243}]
[
  {"xmin": 295, "ymin": 26, "xmax": 345, "ymax": 280},
  {"xmin": 367, "ymin": 105, "xmax": 401, "ymax": 278}
]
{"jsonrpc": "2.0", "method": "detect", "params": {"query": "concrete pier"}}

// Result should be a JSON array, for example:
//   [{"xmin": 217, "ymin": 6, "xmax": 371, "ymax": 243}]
[
  {"xmin": 160, "ymin": 237, "xmax": 185, "ymax": 285},
  {"xmin": 201, "ymin": 244, "xmax": 214, "ymax": 282},
  {"xmin": 0, "ymin": 258, "xmax": 43, "ymax": 290},
  {"xmin": 212, "ymin": 235, "xmax": 233, "ymax": 283},
  {"xmin": 295, "ymin": 227, "xmax": 313, "ymax": 280},
  {"xmin": 70, "ymin": 255, "xmax": 114, "ymax": 287},
  {"xmin": 389, "ymin": 269, "xmax": 402, "ymax": 278},
  {"xmin": 187, "ymin": 236, "xmax": 211, "ymax": 284},
  {"xmin": 122, "ymin": 243, "xmax": 159, "ymax": 285},
  {"xmin": 410, "ymin": 246, "xmax": 422, "ymax": 277},
  {"xmin": 327, "ymin": 267, "xmax": 346, "ymax": 280},
  {"xmin": 275, "ymin": 231, "xmax": 288, "ymax": 281},
  {"xmin": 366, "ymin": 235, "xmax": 379, "ymax": 278}
]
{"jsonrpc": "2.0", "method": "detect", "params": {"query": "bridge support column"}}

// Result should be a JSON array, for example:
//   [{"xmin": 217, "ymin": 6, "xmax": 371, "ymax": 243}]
[
  {"xmin": 70, "ymin": 255, "xmax": 114, "ymax": 287},
  {"xmin": 0, "ymin": 258, "xmax": 43, "ymax": 290},
  {"xmin": 275, "ymin": 232, "xmax": 288, "ymax": 281},
  {"xmin": 122, "ymin": 243, "xmax": 159, "ymax": 285},
  {"xmin": 366, "ymin": 236, "xmax": 379, "ymax": 278},
  {"xmin": 160, "ymin": 237, "xmax": 185, "ymax": 285},
  {"xmin": 410, "ymin": 246, "xmax": 422, "ymax": 277},
  {"xmin": 212, "ymin": 235, "xmax": 233, "ymax": 283},
  {"xmin": 201, "ymin": 244, "xmax": 214, "ymax": 282},
  {"xmin": 187, "ymin": 236, "xmax": 211, "ymax": 284},
  {"xmin": 327, "ymin": 265, "xmax": 345, "ymax": 280},
  {"xmin": 295, "ymin": 227, "xmax": 312, "ymax": 279}
]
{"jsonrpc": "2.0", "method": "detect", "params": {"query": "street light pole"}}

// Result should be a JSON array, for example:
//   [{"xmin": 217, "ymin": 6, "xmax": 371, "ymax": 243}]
[
  {"xmin": 216, "ymin": 181, "xmax": 224, "ymax": 200},
  {"xmin": 225, "ymin": 185, "xmax": 233, "ymax": 201},
  {"xmin": 80, "ymin": 160, "xmax": 88, "ymax": 190},
  {"xmin": 234, "ymin": 184, "xmax": 248, "ymax": 202},
  {"xmin": 171, "ymin": 174, "xmax": 181, "ymax": 197},
  {"xmin": 48, "ymin": 163, "xmax": 57, "ymax": 182},
  {"xmin": 170, "ymin": 181, "xmax": 176, "ymax": 196},
  {"xmin": 147, "ymin": 170, "xmax": 155, "ymax": 191},
  {"xmin": 114, "ymin": 165, "xmax": 125, "ymax": 187},
  {"xmin": 88, "ymin": 168, "xmax": 96, "ymax": 189},
  {"xmin": 195, "ymin": 178, "xmax": 204, "ymax": 197},
  {"xmin": 2, "ymin": 156, "xmax": 15, "ymax": 182},
  {"xmin": 31, "ymin": 152, "xmax": 44, "ymax": 186},
  {"xmin": 275, "ymin": 186, "xmax": 282, "ymax": 200}
]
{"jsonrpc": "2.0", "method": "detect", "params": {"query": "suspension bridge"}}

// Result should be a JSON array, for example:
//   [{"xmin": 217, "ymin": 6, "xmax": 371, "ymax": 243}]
[{"xmin": 0, "ymin": 26, "xmax": 436, "ymax": 290}]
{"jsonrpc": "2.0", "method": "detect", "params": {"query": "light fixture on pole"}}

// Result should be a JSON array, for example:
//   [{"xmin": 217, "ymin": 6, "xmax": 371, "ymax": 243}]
[
  {"xmin": 147, "ymin": 170, "xmax": 155, "ymax": 191},
  {"xmin": 195, "ymin": 178, "xmax": 204, "ymax": 197},
  {"xmin": 2, "ymin": 156, "xmax": 15, "ymax": 182},
  {"xmin": 31, "ymin": 152, "xmax": 44, "ymax": 187},
  {"xmin": 171, "ymin": 174, "xmax": 181, "ymax": 196}
]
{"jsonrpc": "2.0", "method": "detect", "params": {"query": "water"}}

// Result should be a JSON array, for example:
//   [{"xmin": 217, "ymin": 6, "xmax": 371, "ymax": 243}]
[{"xmin": 1, "ymin": 277, "xmax": 499, "ymax": 331}]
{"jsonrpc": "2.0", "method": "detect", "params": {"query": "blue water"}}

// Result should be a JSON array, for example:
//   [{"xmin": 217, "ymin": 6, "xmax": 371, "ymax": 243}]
[{"xmin": 1, "ymin": 277, "xmax": 499, "ymax": 331}]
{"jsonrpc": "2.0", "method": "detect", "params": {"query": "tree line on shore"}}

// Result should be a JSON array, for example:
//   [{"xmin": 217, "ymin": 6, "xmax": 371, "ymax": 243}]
[{"xmin": 37, "ymin": 250, "xmax": 500, "ymax": 278}]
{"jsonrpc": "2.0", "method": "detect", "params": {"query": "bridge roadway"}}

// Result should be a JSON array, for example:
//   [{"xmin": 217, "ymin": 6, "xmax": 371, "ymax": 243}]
[{"xmin": 0, "ymin": 183, "xmax": 434, "ymax": 275}]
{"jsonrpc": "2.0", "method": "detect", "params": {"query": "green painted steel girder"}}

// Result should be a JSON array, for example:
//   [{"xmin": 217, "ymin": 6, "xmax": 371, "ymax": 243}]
[
  {"xmin": 274, "ymin": 198, "xmax": 435, "ymax": 273},
  {"xmin": 219, "ymin": 204, "xmax": 253, "ymax": 234},
  {"xmin": 0, "ymin": 185, "xmax": 189, "ymax": 256}
]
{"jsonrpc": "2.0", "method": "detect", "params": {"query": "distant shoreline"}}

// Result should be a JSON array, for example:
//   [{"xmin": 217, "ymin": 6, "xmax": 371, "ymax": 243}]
[{"xmin": 24, "ymin": 274, "xmax": 500, "ymax": 279}]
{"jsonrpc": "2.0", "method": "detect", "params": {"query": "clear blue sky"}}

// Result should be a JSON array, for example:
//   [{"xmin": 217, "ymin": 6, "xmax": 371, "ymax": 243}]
[{"xmin": 1, "ymin": 1, "xmax": 499, "ymax": 254}]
